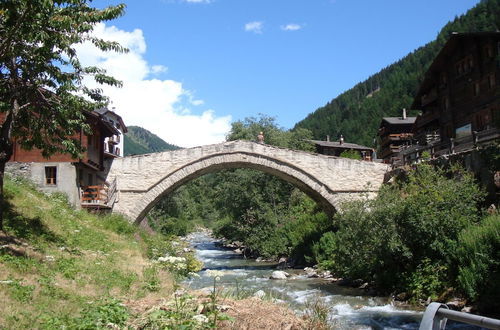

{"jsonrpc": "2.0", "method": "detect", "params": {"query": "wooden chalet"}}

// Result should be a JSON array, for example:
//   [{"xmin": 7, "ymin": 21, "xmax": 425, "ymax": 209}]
[
  {"xmin": 310, "ymin": 136, "xmax": 374, "ymax": 161},
  {"xmin": 403, "ymin": 32, "xmax": 500, "ymax": 163},
  {"xmin": 378, "ymin": 109, "xmax": 416, "ymax": 164},
  {"xmin": 3, "ymin": 110, "xmax": 119, "ymax": 210}
]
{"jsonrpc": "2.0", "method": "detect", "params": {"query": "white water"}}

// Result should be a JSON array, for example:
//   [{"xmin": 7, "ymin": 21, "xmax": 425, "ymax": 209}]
[{"xmin": 183, "ymin": 232, "xmax": 482, "ymax": 329}]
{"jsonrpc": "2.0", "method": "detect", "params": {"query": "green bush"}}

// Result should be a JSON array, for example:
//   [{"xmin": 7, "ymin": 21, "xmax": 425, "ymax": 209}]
[
  {"xmin": 312, "ymin": 164, "xmax": 485, "ymax": 297},
  {"xmin": 456, "ymin": 214, "xmax": 500, "ymax": 313}
]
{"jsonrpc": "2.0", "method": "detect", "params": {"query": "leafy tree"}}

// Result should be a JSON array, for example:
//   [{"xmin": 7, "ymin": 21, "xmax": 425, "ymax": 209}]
[
  {"xmin": 0, "ymin": 0, "xmax": 126, "ymax": 230},
  {"xmin": 339, "ymin": 149, "xmax": 362, "ymax": 160}
]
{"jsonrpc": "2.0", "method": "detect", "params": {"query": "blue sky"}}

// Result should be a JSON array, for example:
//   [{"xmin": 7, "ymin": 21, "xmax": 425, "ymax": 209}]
[{"xmin": 85, "ymin": 0, "xmax": 481, "ymax": 147}]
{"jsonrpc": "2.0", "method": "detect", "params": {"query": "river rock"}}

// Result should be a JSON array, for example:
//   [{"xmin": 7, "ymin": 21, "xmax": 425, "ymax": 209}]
[
  {"xmin": 234, "ymin": 248, "xmax": 243, "ymax": 254},
  {"xmin": 256, "ymin": 257, "xmax": 263, "ymax": 262},
  {"xmin": 270, "ymin": 271, "xmax": 289, "ymax": 280},
  {"xmin": 446, "ymin": 298, "xmax": 466, "ymax": 311},
  {"xmin": 254, "ymin": 290, "xmax": 266, "ymax": 299},
  {"xmin": 304, "ymin": 267, "xmax": 318, "ymax": 278}
]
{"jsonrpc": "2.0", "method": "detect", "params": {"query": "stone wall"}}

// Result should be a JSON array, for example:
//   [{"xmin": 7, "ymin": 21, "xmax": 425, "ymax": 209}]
[
  {"xmin": 106, "ymin": 141, "xmax": 390, "ymax": 222},
  {"xmin": 6, "ymin": 162, "xmax": 80, "ymax": 207}
]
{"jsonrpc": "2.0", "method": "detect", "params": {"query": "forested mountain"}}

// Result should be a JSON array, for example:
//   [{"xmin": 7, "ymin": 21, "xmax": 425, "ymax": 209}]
[
  {"xmin": 124, "ymin": 126, "xmax": 180, "ymax": 156},
  {"xmin": 294, "ymin": 0, "xmax": 500, "ymax": 147}
]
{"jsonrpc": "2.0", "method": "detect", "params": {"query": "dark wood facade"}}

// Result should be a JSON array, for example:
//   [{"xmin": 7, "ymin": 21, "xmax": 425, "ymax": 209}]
[
  {"xmin": 378, "ymin": 114, "xmax": 416, "ymax": 164},
  {"xmin": 310, "ymin": 139, "xmax": 374, "ymax": 161},
  {"xmin": 404, "ymin": 32, "xmax": 500, "ymax": 162}
]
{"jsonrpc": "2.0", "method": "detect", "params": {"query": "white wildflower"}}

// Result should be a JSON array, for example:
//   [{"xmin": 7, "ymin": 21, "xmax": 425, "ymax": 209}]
[{"xmin": 192, "ymin": 314, "xmax": 208, "ymax": 324}]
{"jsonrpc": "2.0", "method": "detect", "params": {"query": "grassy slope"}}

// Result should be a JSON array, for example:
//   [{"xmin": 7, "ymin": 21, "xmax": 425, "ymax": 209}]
[{"xmin": 0, "ymin": 176, "xmax": 174, "ymax": 328}]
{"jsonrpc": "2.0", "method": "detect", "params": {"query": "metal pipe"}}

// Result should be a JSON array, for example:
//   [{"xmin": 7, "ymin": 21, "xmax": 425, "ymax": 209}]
[{"xmin": 437, "ymin": 308, "xmax": 500, "ymax": 329}]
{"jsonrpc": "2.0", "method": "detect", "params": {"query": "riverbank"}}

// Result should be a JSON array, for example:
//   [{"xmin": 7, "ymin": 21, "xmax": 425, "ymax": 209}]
[
  {"xmin": 183, "ymin": 231, "xmax": 425, "ymax": 329},
  {"xmin": 0, "ymin": 177, "xmax": 323, "ymax": 329}
]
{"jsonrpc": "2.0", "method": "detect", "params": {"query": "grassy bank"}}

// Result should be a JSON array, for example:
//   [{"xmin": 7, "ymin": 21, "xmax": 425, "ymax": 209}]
[
  {"xmin": 0, "ymin": 176, "xmax": 319, "ymax": 329},
  {"xmin": 0, "ymin": 176, "xmax": 177, "ymax": 328}
]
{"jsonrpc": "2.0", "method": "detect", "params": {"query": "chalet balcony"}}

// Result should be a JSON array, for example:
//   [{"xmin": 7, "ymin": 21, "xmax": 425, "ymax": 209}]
[
  {"xmin": 415, "ymin": 110, "xmax": 440, "ymax": 128},
  {"xmin": 104, "ymin": 143, "xmax": 121, "ymax": 158},
  {"xmin": 400, "ymin": 127, "xmax": 500, "ymax": 166},
  {"xmin": 81, "ymin": 178, "xmax": 117, "ymax": 210},
  {"xmin": 380, "ymin": 133, "xmax": 413, "ymax": 147},
  {"xmin": 108, "ymin": 134, "xmax": 120, "ymax": 144},
  {"xmin": 421, "ymin": 88, "xmax": 438, "ymax": 106}
]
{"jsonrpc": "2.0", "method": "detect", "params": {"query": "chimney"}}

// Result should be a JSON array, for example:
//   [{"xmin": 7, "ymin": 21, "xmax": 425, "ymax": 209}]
[
  {"xmin": 402, "ymin": 108, "xmax": 407, "ymax": 120},
  {"xmin": 326, "ymin": 135, "xmax": 330, "ymax": 142}
]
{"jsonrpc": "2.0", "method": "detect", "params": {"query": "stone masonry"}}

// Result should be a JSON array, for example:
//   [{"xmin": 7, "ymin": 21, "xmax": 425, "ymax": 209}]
[{"xmin": 105, "ymin": 140, "xmax": 390, "ymax": 223}]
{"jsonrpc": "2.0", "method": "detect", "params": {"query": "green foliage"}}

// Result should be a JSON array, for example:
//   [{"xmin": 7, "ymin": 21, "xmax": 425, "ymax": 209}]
[
  {"xmin": 294, "ymin": 0, "xmax": 500, "ymax": 147},
  {"xmin": 339, "ymin": 149, "xmax": 362, "ymax": 160},
  {"xmin": 408, "ymin": 259, "xmax": 448, "ymax": 302},
  {"xmin": 0, "ymin": 176, "xmax": 180, "ymax": 327},
  {"xmin": 0, "ymin": 0, "xmax": 126, "ymax": 159},
  {"xmin": 312, "ymin": 164, "xmax": 486, "ymax": 300},
  {"xmin": 5, "ymin": 279, "xmax": 35, "ymax": 302},
  {"xmin": 124, "ymin": 126, "xmax": 180, "ymax": 156},
  {"xmin": 75, "ymin": 298, "xmax": 130, "ymax": 329},
  {"xmin": 456, "ymin": 214, "xmax": 500, "ymax": 313}
]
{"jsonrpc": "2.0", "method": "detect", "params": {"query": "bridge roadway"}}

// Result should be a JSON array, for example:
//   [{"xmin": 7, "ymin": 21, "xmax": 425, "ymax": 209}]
[{"xmin": 105, "ymin": 140, "xmax": 390, "ymax": 224}]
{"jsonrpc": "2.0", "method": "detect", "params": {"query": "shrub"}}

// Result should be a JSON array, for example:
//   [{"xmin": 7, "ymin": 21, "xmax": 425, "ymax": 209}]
[
  {"xmin": 456, "ymin": 214, "xmax": 500, "ymax": 313},
  {"xmin": 312, "ymin": 164, "xmax": 485, "ymax": 297}
]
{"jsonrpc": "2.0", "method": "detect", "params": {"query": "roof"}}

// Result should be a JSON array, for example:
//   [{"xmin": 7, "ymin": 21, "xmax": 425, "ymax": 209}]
[
  {"xmin": 381, "ymin": 117, "xmax": 416, "ymax": 125},
  {"xmin": 95, "ymin": 107, "xmax": 128, "ymax": 133},
  {"xmin": 309, "ymin": 140, "xmax": 373, "ymax": 151},
  {"xmin": 411, "ymin": 31, "xmax": 500, "ymax": 109},
  {"xmin": 84, "ymin": 111, "xmax": 119, "ymax": 137}
]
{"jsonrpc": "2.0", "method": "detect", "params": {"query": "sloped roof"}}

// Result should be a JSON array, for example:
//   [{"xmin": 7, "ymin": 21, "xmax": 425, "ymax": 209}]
[
  {"xmin": 309, "ymin": 140, "xmax": 373, "ymax": 151},
  {"xmin": 95, "ymin": 107, "xmax": 128, "ymax": 133},
  {"xmin": 382, "ymin": 117, "xmax": 416, "ymax": 125}
]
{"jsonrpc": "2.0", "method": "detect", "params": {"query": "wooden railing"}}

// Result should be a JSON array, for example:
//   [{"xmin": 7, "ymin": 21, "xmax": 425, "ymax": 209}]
[
  {"xmin": 81, "ymin": 178, "xmax": 118, "ymax": 209},
  {"xmin": 81, "ymin": 185, "xmax": 109, "ymax": 207}
]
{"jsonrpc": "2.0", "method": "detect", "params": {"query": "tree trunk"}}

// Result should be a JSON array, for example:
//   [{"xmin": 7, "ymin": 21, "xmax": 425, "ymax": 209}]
[
  {"xmin": 0, "ymin": 159, "xmax": 5, "ymax": 231},
  {"xmin": 0, "ymin": 106, "xmax": 15, "ymax": 232}
]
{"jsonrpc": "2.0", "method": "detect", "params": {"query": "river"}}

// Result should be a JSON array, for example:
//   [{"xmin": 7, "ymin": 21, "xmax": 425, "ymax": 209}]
[{"xmin": 183, "ymin": 231, "xmax": 482, "ymax": 329}]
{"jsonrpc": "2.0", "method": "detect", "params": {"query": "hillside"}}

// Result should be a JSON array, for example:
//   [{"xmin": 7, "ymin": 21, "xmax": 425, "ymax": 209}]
[
  {"xmin": 0, "ymin": 177, "xmax": 315, "ymax": 328},
  {"xmin": 124, "ymin": 126, "xmax": 180, "ymax": 156},
  {"xmin": 294, "ymin": 0, "xmax": 500, "ymax": 147}
]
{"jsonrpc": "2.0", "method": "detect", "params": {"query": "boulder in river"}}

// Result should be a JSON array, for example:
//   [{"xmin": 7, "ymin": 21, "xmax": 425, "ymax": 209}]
[{"xmin": 270, "ymin": 271, "xmax": 289, "ymax": 280}]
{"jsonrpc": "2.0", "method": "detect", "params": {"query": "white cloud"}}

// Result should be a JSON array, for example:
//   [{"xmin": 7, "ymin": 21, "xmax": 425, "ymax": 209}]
[
  {"xmin": 245, "ymin": 21, "xmax": 264, "ymax": 34},
  {"xmin": 75, "ymin": 23, "xmax": 231, "ymax": 148},
  {"xmin": 280, "ymin": 24, "xmax": 302, "ymax": 31},
  {"xmin": 151, "ymin": 65, "xmax": 168, "ymax": 74}
]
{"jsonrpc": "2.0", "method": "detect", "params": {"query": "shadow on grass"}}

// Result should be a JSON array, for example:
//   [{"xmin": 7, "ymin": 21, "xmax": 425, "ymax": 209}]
[{"xmin": 2, "ymin": 199, "xmax": 66, "ymax": 246}]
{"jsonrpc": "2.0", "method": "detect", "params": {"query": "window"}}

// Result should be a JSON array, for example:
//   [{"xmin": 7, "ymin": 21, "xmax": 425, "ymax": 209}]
[
  {"xmin": 473, "ymin": 82, "xmax": 480, "ymax": 96},
  {"xmin": 87, "ymin": 134, "xmax": 93, "ymax": 146},
  {"xmin": 443, "ymin": 96, "xmax": 450, "ymax": 110},
  {"xmin": 88, "ymin": 173, "xmax": 93, "ymax": 186},
  {"xmin": 45, "ymin": 166, "xmax": 57, "ymax": 185},
  {"xmin": 488, "ymin": 74, "xmax": 496, "ymax": 89},
  {"xmin": 485, "ymin": 44, "xmax": 494, "ymax": 58}
]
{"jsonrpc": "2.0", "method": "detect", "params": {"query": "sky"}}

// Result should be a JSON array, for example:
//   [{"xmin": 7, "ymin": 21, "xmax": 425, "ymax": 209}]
[{"xmin": 80, "ymin": 0, "xmax": 482, "ymax": 148}]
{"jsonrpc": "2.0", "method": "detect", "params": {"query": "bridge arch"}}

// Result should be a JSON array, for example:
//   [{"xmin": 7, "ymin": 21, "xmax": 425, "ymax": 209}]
[{"xmin": 107, "ymin": 141, "xmax": 389, "ymax": 223}]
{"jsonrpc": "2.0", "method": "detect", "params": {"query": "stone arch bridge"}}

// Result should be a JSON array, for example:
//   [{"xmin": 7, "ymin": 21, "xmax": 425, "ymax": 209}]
[{"xmin": 106, "ymin": 141, "xmax": 390, "ymax": 224}]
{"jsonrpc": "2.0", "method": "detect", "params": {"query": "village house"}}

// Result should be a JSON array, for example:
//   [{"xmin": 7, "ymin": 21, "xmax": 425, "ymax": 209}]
[
  {"xmin": 309, "ymin": 136, "xmax": 374, "ymax": 161},
  {"xmin": 402, "ymin": 32, "xmax": 500, "ymax": 164},
  {"xmin": 4, "ymin": 109, "xmax": 124, "ymax": 210},
  {"xmin": 95, "ymin": 107, "xmax": 127, "ymax": 159},
  {"xmin": 377, "ymin": 109, "xmax": 416, "ymax": 165}
]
